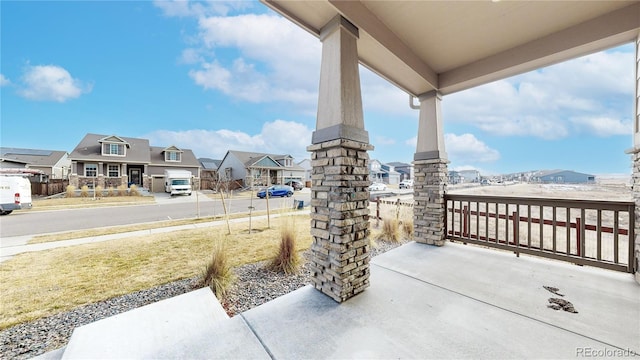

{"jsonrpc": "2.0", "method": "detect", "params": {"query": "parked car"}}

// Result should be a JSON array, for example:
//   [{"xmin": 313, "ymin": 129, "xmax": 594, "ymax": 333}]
[
  {"xmin": 368, "ymin": 182, "xmax": 387, "ymax": 191},
  {"xmin": 285, "ymin": 180, "xmax": 303, "ymax": 191},
  {"xmin": 399, "ymin": 179, "xmax": 414, "ymax": 189},
  {"xmin": 257, "ymin": 185, "xmax": 294, "ymax": 198}
]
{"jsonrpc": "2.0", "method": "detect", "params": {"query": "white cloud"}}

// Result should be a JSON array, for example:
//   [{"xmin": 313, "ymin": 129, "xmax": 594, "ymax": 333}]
[
  {"xmin": 445, "ymin": 133, "xmax": 500, "ymax": 163},
  {"xmin": 0, "ymin": 74, "xmax": 10, "ymax": 87},
  {"xmin": 153, "ymin": 0, "xmax": 252, "ymax": 18},
  {"xmin": 444, "ymin": 48, "xmax": 633, "ymax": 140},
  {"xmin": 189, "ymin": 61, "xmax": 232, "ymax": 92},
  {"xmin": 569, "ymin": 116, "xmax": 632, "ymax": 137},
  {"xmin": 174, "ymin": 13, "xmax": 321, "ymax": 109},
  {"xmin": 374, "ymin": 136, "xmax": 396, "ymax": 146},
  {"xmin": 144, "ymin": 119, "xmax": 312, "ymax": 161},
  {"xmin": 18, "ymin": 65, "xmax": 91, "ymax": 102},
  {"xmin": 360, "ymin": 67, "xmax": 415, "ymax": 117},
  {"xmin": 179, "ymin": 48, "xmax": 205, "ymax": 64},
  {"xmin": 404, "ymin": 133, "xmax": 500, "ymax": 164}
]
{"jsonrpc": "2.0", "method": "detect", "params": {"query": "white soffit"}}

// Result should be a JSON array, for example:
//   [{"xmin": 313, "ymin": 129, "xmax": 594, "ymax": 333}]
[{"xmin": 263, "ymin": 0, "xmax": 640, "ymax": 96}]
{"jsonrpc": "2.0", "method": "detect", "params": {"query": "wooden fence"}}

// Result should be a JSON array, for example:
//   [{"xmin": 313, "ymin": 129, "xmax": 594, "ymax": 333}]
[{"xmin": 31, "ymin": 180, "xmax": 69, "ymax": 196}]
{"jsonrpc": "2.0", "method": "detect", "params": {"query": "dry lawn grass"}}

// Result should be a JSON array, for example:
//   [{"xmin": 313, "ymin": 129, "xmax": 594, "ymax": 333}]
[
  {"xmin": 28, "ymin": 210, "xmax": 275, "ymax": 244},
  {"xmin": 0, "ymin": 214, "xmax": 312, "ymax": 330},
  {"xmin": 32, "ymin": 196, "xmax": 154, "ymax": 211}
]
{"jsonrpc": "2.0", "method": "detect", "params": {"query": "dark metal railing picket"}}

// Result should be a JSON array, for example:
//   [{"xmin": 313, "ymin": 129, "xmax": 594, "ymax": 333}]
[{"xmin": 445, "ymin": 194, "xmax": 635, "ymax": 273}]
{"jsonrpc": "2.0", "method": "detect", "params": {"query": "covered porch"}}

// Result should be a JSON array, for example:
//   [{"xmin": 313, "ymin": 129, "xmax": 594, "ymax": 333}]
[{"xmin": 260, "ymin": 0, "xmax": 640, "ymax": 303}]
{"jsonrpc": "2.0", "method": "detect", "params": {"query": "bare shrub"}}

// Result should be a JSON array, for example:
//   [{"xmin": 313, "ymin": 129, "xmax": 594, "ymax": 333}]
[
  {"xmin": 401, "ymin": 218, "xmax": 414, "ymax": 238},
  {"xmin": 65, "ymin": 185, "xmax": 76, "ymax": 198},
  {"xmin": 117, "ymin": 184, "xmax": 127, "ymax": 196},
  {"xmin": 129, "ymin": 184, "xmax": 140, "ymax": 196},
  {"xmin": 201, "ymin": 240, "xmax": 233, "ymax": 299},
  {"xmin": 400, "ymin": 208, "xmax": 414, "ymax": 238},
  {"xmin": 95, "ymin": 185, "xmax": 104, "ymax": 198},
  {"xmin": 267, "ymin": 217, "xmax": 300, "ymax": 274},
  {"xmin": 377, "ymin": 218, "xmax": 400, "ymax": 243},
  {"xmin": 80, "ymin": 185, "xmax": 89, "ymax": 198}
]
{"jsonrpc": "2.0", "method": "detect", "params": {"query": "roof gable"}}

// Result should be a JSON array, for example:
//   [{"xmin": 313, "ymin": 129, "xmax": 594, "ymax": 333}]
[
  {"xmin": 251, "ymin": 155, "xmax": 281, "ymax": 168},
  {"xmin": 98, "ymin": 135, "xmax": 130, "ymax": 147},
  {"xmin": 69, "ymin": 133, "xmax": 150, "ymax": 163},
  {"xmin": 163, "ymin": 145, "xmax": 183, "ymax": 153},
  {"xmin": 226, "ymin": 150, "xmax": 295, "ymax": 168}
]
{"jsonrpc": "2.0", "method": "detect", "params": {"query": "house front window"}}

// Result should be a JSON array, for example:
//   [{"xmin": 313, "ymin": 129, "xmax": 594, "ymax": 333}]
[
  {"xmin": 103, "ymin": 143, "xmax": 125, "ymax": 156},
  {"xmin": 108, "ymin": 164, "xmax": 119, "ymax": 177},
  {"xmin": 85, "ymin": 164, "xmax": 97, "ymax": 177},
  {"xmin": 165, "ymin": 151, "xmax": 181, "ymax": 162}
]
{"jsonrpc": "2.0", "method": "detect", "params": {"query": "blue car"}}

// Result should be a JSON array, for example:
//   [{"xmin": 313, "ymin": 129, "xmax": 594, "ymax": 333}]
[{"xmin": 257, "ymin": 185, "xmax": 294, "ymax": 198}]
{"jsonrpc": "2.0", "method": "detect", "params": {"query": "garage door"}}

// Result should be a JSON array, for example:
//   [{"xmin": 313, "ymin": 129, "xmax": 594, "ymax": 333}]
[{"xmin": 151, "ymin": 177, "xmax": 165, "ymax": 193}]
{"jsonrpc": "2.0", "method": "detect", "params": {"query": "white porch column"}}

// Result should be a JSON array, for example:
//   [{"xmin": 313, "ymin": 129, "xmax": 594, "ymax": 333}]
[
  {"xmin": 307, "ymin": 15, "xmax": 373, "ymax": 302},
  {"xmin": 413, "ymin": 91, "xmax": 448, "ymax": 246}
]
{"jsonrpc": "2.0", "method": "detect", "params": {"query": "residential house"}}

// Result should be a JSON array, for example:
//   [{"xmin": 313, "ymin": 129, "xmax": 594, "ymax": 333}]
[
  {"xmin": 448, "ymin": 170, "xmax": 463, "ymax": 185},
  {"xmin": 458, "ymin": 169, "xmax": 481, "ymax": 183},
  {"xmin": 387, "ymin": 161, "xmax": 413, "ymax": 181},
  {"xmin": 0, "ymin": 147, "xmax": 71, "ymax": 181},
  {"xmin": 369, "ymin": 159, "xmax": 401, "ymax": 185},
  {"xmin": 297, "ymin": 159, "xmax": 312, "ymax": 185},
  {"xmin": 217, "ymin": 150, "xmax": 306, "ymax": 189},
  {"xmin": 68, "ymin": 134, "xmax": 200, "ymax": 192},
  {"xmin": 530, "ymin": 170, "xmax": 595, "ymax": 184}
]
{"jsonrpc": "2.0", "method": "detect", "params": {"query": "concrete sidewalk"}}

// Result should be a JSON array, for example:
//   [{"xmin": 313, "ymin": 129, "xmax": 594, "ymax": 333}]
[
  {"xmin": 0, "ymin": 210, "xmax": 309, "ymax": 263},
  {"xmin": 57, "ymin": 241, "xmax": 639, "ymax": 359}
]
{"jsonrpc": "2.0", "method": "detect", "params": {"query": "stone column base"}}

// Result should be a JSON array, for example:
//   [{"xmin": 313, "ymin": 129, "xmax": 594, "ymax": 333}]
[
  {"xmin": 307, "ymin": 138, "xmax": 374, "ymax": 302},
  {"xmin": 413, "ymin": 158, "xmax": 448, "ymax": 246},
  {"xmin": 69, "ymin": 174, "xmax": 79, "ymax": 188}
]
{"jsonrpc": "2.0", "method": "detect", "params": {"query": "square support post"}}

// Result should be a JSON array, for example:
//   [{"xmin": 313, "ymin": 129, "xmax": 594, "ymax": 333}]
[
  {"xmin": 413, "ymin": 159, "xmax": 448, "ymax": 246},
  {"xmin": 307, "ymin": 139, "xmax": 373, "ymax": 302}
]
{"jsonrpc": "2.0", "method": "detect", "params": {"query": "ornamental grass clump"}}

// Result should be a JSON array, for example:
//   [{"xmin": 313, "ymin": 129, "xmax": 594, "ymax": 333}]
[
  {"xmin": 201, "ymin": 240, "xmax": 234, "ymax": 299},
  {"xmin": 95, "ymin": 185, "xmax": 104, "ymax": 198},
  {"xmin": 65, "ymin": 185, "xmax": 76, "ymax": 198},
  {"xmin": 400, "ymin": 207, "xmax": 414, "ymax": 238},
  {"xmin": 377, "ymin": 218, "xmax": 400, "ymax": 243},
  {"xmin": 80, "ymin": 185, "xmax": 89, "ymax": 198},
  {"xmin": 107, "ymin": 187, "xmax": 115, "ymax": 197},
  {"xmin": 401, "ymin": 217, "xmax": 414, "ymax": 238},
  {"xmin": 267, "ymin": 216, "xmax": 300, "ymax": 274},
  {"xmin": 129, "ymin": 184, "xmax": 140, "ymax": 196},
  {"xmin": 117, "ymin": 184, "xmax": 127, "ymax": 197}
]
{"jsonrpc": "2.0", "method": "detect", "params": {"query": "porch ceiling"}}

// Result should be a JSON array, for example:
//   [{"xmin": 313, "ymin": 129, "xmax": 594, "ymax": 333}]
[{"xmin": 262, "ymin": 0, "xmax": 640, "ymax": 96}]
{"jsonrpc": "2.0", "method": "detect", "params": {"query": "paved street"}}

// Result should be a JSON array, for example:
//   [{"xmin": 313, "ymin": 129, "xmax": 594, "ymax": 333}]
[{"xmin": 0, "ymin": 190, "xmax": 311, "ymax": 238}]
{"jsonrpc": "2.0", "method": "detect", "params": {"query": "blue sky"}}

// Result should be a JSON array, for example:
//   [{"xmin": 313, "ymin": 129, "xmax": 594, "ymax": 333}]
[{"xmin": 1, "ymin": 1, "xmax": 634, "ymax": 176}]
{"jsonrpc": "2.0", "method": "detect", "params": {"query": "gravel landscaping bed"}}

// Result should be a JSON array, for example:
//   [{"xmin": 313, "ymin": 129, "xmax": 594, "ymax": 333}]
[{"xmin": 0, "ymin": 239, "xmax": 406, "ymax": 359}]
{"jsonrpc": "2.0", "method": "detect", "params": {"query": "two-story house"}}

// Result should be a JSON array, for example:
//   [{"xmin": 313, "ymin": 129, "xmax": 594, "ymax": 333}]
[{"xmin": 68, "ymin": 134, "xmax": 201, "ymax": 192}]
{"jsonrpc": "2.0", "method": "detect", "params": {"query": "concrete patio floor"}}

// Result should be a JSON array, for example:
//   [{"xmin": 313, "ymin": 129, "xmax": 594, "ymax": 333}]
[{"xmin": 59, "ymin": 241, "xmax": 639, "ymax": 359}]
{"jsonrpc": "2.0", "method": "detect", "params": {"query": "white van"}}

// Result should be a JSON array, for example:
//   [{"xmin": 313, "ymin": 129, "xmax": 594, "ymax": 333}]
[{"xmin": 0, "ymin": 176, "xmax": 33, "ymax": 215}]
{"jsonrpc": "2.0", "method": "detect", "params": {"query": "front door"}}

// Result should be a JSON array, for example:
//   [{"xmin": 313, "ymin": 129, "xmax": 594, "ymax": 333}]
[{"xmin": 129, "ymin": 169, "xmax": 141, "ymax": 186}]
